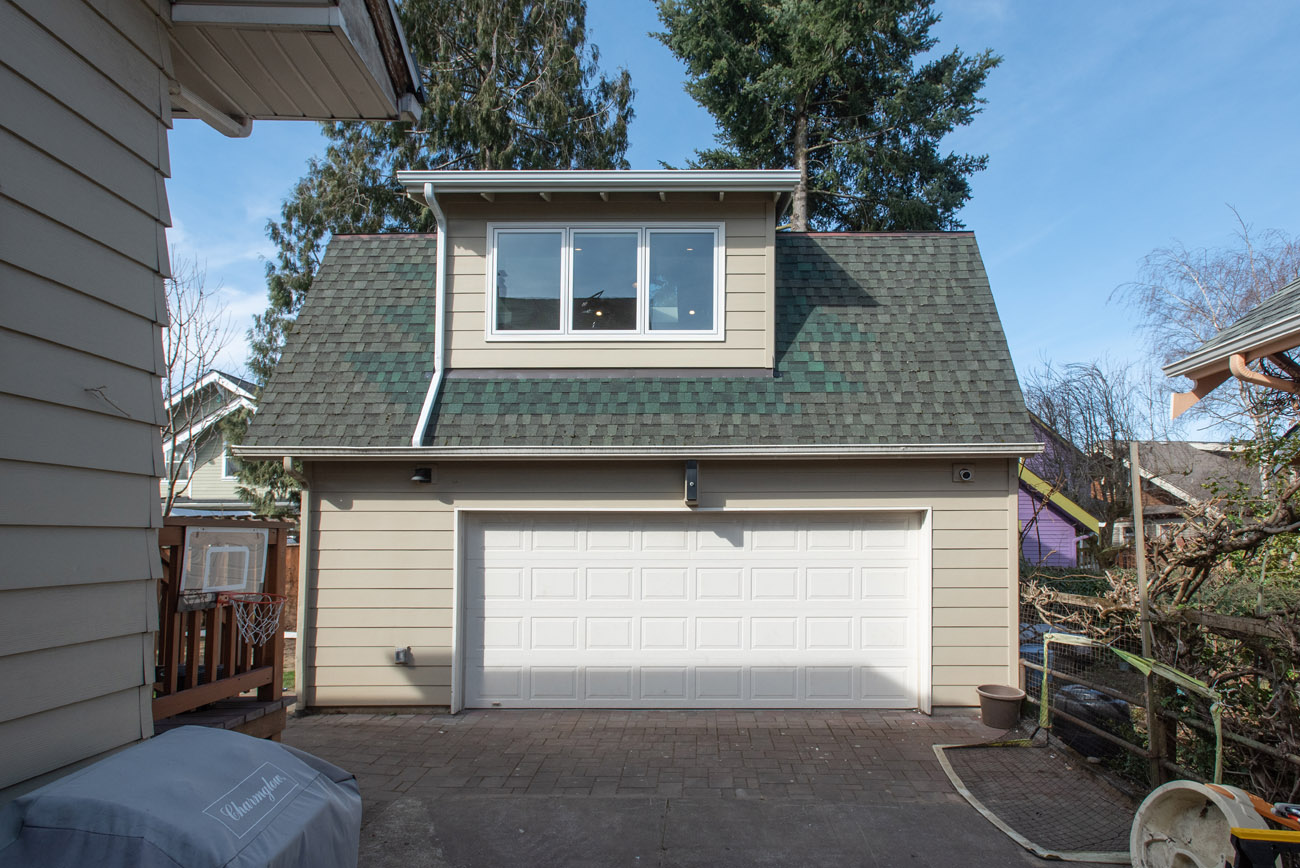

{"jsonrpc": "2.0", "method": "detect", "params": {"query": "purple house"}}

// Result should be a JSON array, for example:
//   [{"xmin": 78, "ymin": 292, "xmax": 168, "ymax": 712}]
[{"xmin": 1018, "ymin": 463, "xmax": 1099, "ymax": 567}]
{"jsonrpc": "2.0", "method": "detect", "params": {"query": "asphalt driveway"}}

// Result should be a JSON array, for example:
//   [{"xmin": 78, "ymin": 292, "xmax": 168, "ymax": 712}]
[{"xmin": 283, "ymin": 708, "xmax": 1119, "ymax": 867}]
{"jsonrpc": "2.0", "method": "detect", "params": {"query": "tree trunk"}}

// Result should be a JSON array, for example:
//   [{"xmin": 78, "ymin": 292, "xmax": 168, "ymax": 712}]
[{"xmin": 792, "ymin": 109, "xmax": 809, "ymax": 231}]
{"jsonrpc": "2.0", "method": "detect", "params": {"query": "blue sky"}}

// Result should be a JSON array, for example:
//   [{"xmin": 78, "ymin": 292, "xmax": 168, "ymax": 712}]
[{"xmin": 166, "ymin": 0, "xmax": 1300, "ymax": 392}]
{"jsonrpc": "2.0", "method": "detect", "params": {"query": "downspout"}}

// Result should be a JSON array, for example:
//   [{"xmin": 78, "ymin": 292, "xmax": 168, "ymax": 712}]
[
  {"xmin": 1229, "ymin": 352, "xmax": 1300, "ymax": 395},
  {"xmin": 412, "ymin": 181, "xmax": 448, "ymax": 446},
  {"xmin": 282, "ymin": 457, "xmax": 313, "ymax": 708}
]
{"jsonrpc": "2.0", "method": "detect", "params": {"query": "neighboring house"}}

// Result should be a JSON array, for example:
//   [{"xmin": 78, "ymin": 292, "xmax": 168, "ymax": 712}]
[
  {"xmin": 239, "ymin": 169, "xmax": 1040, "ymax": 713},
  {"xmin": 0, "ymin": 0, "xmax": 420, "ymax": 799},
  {"xmin": 1115, "ymin": 441, "xmax": 1261, "ymax": 539},
  {"xmin": 1165, "ymin": 276, "xmax": 1300, "ymax": 417},
  {"xmin": 1018, "ymin": 463, "xmax": 1098, "ymax": 568},
  {"xmin": 1019, "ymin": 412, "xmax": 1101, "ymax": 568},
  {"xmin": 163, "ymin": 370, "xmax": 257, "ymax": 515}
]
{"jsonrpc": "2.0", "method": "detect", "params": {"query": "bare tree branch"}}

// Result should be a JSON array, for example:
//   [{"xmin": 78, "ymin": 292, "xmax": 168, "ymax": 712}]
[{"xmin": 161, "ymin": 248, "xmax": 233, "ymax": 516}]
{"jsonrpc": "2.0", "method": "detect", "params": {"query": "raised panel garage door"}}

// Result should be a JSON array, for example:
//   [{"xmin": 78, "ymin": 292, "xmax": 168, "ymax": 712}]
[{"xmin": 464, "ymin": 512, "xmax": 922, "ymax": 708}]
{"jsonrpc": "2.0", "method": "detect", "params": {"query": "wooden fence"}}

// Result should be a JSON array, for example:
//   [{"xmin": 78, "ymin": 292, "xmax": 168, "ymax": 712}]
[{"xmin": 154, "ymin": 517, "xmax": 291, "ymax": 720}]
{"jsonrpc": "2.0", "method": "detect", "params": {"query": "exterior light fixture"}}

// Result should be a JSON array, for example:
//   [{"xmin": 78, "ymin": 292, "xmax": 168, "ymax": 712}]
[
  {"xmin": 411, "ymin": 467, "xmax": 433, "ymax": 484},
  {"xmin": 685, "ymin": 460, "xmax": 699, "ymax": 506}
]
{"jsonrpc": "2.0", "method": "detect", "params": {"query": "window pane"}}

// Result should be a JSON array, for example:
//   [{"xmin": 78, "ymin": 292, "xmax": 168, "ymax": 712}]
[
  {"xmin": 648, "ymin": 232, "xmax": 714, "ymax": 331},
  {"xmin": 571, "ymin": 232, "xmax": 638, "ymax": 331},
  {"xmin": 496, "ymin": 232, "xmax": 562, "ymax": 331}
]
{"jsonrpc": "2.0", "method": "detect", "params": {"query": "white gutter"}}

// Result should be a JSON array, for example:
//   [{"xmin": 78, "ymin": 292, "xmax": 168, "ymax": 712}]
[
  {"xmin": 395, "ymin": 169, "xmax": 801, "ymax": 197},
  {"xmin": 236, "ymin": 442, "xmax": 1045, "ymax": 460},
  {"xmin": 410, "ymin": 181, "xmax": 448, "ymax": 446}
]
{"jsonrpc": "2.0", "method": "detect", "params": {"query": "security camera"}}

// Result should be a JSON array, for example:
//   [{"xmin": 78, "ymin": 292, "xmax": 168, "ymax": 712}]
[{"xmin": 953, "ymin": 465, "xmax": 975, "ymax": 483}]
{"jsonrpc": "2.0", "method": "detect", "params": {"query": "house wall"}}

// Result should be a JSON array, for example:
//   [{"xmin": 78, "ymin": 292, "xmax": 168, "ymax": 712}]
[
  {"xmin": 0, "ymin": 0, "xmax": 169, "ymax": 796},
  {"xmin": 299, "ymin": 457, "xmax": 1018, "ymax": 709},
  {"xmin": 177, "ymin": 432, "xmax": 241, "ymax": 503},
  {"xmin": 440, "ymin": 192, "xmax": 777, "ymax": 370},
  {"xmin": 1017, "ymin": 488, "xmax": 1079, "ymax": 568}
]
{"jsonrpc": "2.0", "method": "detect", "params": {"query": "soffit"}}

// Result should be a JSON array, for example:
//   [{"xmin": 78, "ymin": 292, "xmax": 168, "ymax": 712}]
[{"xmin": 168, "ymin": 0, "xmax": 421, "ymax": 135}]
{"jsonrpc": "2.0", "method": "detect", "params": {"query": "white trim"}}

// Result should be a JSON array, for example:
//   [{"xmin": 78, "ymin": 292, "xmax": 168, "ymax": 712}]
[
  {"xmin": 451, "ymin": 507, "xmax": 464, "ymax": 713},
  {"xmin": 485, "ymin": 222, "xmax": 725, "ymax": 342},
  {"xmin": 399, "ymin": 169, "xmax": 801, "ymax": 197},
  {"xmin": 411, "ymin": 182, "xmax": 448, "ymax": 446},
  {"xmin": 166, "ymin": 371, "xmax": 256, "ymax": 411},
  {"xmin": 452, "ymin": 505, "xmax": 935, "ymax": 713},
  {"xmin": 237, "ymin": 442, "xmax": 1045, "ymax": 460},
  {"xmin": 917, "ymin": 508, "xmax": 934, "ymax": 714},
  {"xmin": 163, "ymin": 397, "xmax": 256, "ymax": 453},
  {"xmin": 221, "ymin": 443, "xmax": 238, "ymax": 480}
]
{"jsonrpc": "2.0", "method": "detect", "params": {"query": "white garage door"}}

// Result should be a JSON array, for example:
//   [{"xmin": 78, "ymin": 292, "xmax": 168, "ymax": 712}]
[{"xmin": 463, "ymin": 512, "xmax": 923, "ymax": 709}]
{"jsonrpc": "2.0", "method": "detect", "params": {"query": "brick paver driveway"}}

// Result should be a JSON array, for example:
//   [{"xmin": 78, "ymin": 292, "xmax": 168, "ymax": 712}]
[{"xmin": 284, "ymin": 709, "xmax": 1114, "ymax": 867}]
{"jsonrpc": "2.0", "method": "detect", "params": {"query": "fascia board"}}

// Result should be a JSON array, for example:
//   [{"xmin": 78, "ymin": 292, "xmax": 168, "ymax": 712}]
[
  {"xmin": 1164, "ymin": 315, "xmax": 1300, "ymax": 378},
  {"xmin": 166, "ymin": 371, "xmax": 256, "ymax": 410},
  {"xmin": 397, "ymin": 170, "xmax": 802, "ymax": 197},
  {"xmin": 1017, "ymin": 463, "xmax": 1100, "ymax": 534},
  {"xmin": 234, "ymin": 441, "xmax": 1046, "ymax": 460},
  {"xmin": 165, "ymin": 399, "xmax": 255, "ymax": 451}
]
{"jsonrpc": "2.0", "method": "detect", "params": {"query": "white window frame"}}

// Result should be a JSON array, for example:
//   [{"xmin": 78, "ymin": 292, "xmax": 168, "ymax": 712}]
[
  {"xmin": 221, "ymin": 443, "xmax": 237, "ymax": 479},
  {"xmin": 485, "ymin": 222, "xmax": 726, "ymax": 341},
  {"xmin": 168, "ymin": 455, "xmax": 194, "ymax": 482}
]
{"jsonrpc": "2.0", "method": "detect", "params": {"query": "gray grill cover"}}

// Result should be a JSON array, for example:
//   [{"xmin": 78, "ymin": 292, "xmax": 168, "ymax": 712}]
[{"xmin": 0, "ymin": 725, "xmax": 361, "ymax": 868}]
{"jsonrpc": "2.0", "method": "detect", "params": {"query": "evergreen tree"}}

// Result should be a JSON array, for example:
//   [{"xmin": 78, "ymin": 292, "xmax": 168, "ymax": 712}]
[
  {"xmin": 230, "ymin": 0, "xmax": 634, "ymax": 515},
  {"xmin": 656, "ymin": 0, "xmax": 999, "ymax": 231}
]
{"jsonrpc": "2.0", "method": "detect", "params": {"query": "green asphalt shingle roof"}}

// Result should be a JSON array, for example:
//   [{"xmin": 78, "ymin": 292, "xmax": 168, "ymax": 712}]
[{"xmin": 246, "ymin": 231, "xmax": 1034, "ymax": 450}]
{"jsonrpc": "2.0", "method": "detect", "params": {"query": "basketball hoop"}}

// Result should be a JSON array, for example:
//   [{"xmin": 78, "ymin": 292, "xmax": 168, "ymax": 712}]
[{"xmin": 220, "ymin": 592, "xmax": 287, "ymax": 647}]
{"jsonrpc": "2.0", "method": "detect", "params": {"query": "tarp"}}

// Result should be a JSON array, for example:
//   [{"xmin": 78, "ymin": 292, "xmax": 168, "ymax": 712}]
[{"xmin": 0, "ymin": 726, "xmax": 361, "ymax": 868}]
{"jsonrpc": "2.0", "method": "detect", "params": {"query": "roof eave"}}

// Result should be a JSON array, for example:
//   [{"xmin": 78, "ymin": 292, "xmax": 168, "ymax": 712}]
[
  {"xmin": 1163, "ymin": 316, "xmax": 1300, "ymax": 379},
  {"xmin": 396, "ymin": 169, "xmax": 802, "ymax": 199},
  {"xmin": 235, "ymin": 442, "xmax": 1045, "ymax": 460}
]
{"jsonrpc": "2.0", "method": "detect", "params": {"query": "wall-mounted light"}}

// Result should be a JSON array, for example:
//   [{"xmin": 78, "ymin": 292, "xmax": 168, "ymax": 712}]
[
  {"xmin": 685, "ymin": 460, "xmax": 699, "ymax": 506},
  {"xmin": 411, "ymin": 467, "xmax": 433, "ymax": 484}
]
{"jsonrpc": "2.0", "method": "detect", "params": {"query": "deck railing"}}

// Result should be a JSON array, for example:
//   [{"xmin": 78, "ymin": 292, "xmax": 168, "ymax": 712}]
[{"xmin": 154, "ymin": 517, "xmax": 291, "ymax": 721}]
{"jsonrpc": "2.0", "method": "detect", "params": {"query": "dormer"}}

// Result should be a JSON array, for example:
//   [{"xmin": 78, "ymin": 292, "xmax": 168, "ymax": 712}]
[{"xmin": 398, "ymin": 170, "xmax": 799, "ymax": 370}]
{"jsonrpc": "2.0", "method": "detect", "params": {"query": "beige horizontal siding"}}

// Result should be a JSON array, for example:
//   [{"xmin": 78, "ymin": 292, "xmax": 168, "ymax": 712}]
[
  {"xmin": 1, "ymin": 66, "xmax": 167, "ymax": 222},
  {"xmin": 302, "ymin": 458, "xmax": 1017, "ymax": 710},
  {"xmin": 2, "ymin": 394, "xmax": 159, "ymax": 476},
  {"xmin": 1, "ymin": 328, "xmax": 164, "ymax": 426},
  {"xmin": 0, "ymin": 0, "xmax": 168, "ymax": 795},
  {"xmin": 0, "ymin": 527, "xmax": 161, "ymax": 591},
  {"xmin": 0, "ymin": 263, "xmax": 159, "ymax": 370},
  {"xmin": 14, "ymin": 0, "xmax": 168, "ymax": 114},
  {"xmin": 0, "ymin": 198, "xmax": 167, "ymax": 320},
  {"xmin": 0, "ymin": 460, "xmax": 161, "ymax": 528},
  {"xmin": 1, "ymin": 686, "xmax": 151, "ymax": 791},
  {"xmin": 180, "ymin": 434, "xmax": 241, "ymax": 502},
  {"xmin": 0, "ymin": 635, "xmax": 149, "ymax": 723},
  {"xmin": 314, "ymin": 684, "xmax": 451, "ymax": 706},
  {"xmin": 0, "ymin": 129, "xmax": 165, "ymax": 268},
  {"xmin": 0, "ymin": 580, "xmax": 156, "ymax": 657},
  {"xmin": 0, "ymin": 2, "xmax": 166, "ymax": 163},
  {"xmin": 316, "ymin": 569, "xmax": 451, "ymax": 590}
]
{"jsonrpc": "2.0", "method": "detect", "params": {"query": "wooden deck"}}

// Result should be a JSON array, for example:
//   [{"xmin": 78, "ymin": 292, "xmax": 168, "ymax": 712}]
[{"xmin": 155, "ymin": 517, "xmax": 293, "ymax": 739}]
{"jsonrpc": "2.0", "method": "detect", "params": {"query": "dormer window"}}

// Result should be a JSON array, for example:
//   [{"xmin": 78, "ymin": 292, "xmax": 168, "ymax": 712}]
[{"xmin": 488, "ymin": 223, "xmax": 723, "ymax": 340}]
